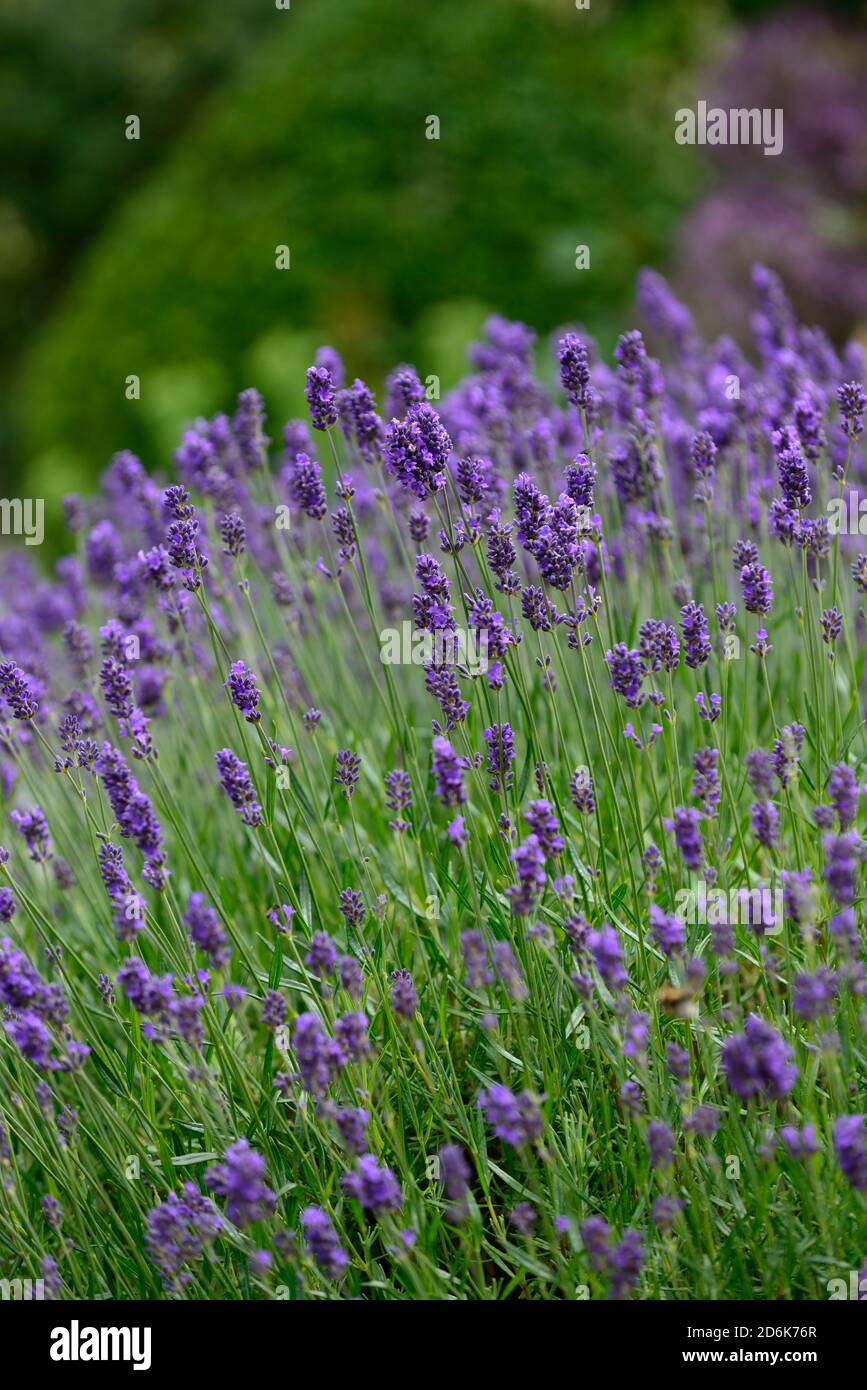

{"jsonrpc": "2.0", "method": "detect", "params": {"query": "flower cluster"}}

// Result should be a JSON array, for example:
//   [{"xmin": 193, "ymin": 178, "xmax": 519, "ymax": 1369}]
[{"xmin": 0, "ymin": 267, "xmax": 865, "ymax": 1304}]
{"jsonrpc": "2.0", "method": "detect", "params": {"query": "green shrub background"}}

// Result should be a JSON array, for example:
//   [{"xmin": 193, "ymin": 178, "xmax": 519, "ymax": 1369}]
[{"xmin": 5, "ymin": 0, "xmax": 722, "ymax": 502}]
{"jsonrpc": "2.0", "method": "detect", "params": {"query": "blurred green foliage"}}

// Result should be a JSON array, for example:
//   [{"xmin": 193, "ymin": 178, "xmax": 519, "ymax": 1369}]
[
  {"xmin": 10, "ymin": 0, "xmax": 721, "ymax": 498},
  {"xmin": 0, "ymin": 0, "xmax": 274, "ymax": 479}
]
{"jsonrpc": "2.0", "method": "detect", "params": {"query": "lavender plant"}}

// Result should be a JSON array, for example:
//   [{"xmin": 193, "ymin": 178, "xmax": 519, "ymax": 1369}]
[{"xmin": 1, "ymin": 268, "xmax": 866, "ymax": 1300}]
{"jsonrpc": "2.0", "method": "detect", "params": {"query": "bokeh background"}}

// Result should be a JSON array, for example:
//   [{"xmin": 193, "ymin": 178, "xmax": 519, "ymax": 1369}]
[{"xmin": 1, "ymin": 0, "xmax": 866, "ymax": 524}]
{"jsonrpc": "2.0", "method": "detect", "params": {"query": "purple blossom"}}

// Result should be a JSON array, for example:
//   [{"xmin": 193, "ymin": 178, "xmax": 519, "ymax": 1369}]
[
  {"xmin": 680, "ymin": 602, "xmax": 711, "ymax": 669},
  {"xmin": 514, "ymin": 473, "xmax": 549, "ymax": 550},
  {"xmin": 666, "ymin": 1043, "xmax": 690, "ymax": 1080},
  {"xmin": 145, "ymin": 1184, "xmax": 222, "ymax": 1288},
  {"xmin": 691, "ymin": 747, "xmax": 720, "ymax": 818},
  {"xmin": 834, "ymin": 1115, "xmax": 867, "ymax": 1190},
  {"xmin": 5, "ymin": 1011, "xmax": 54, "ymax": 1069},
  {"xmin": 639, "ymin": 619, "xmax": 679, "ymax": 673},
  {"xmin": 751, "ymin": 800, "xmax": 779, "ymax": 848},
  {"xmin": 301, "ymin": 1206, "xmax": 348, "ymax": 1277},
  {"xmin": 285, "ymin": 452, "xmax": 327, "ymax": 520},
  {"xmin": 293, "ymin": 1011, "xmax": 345, "ymax": 1094},
  {"xmin": 733, "ymin": 539, "xmax": 759, "ymax": 570},
  {"xmin": 666, "ymin": 806, "xmax": 704, "ymax": 872},
  {"xmin": 98, "ymin": 842, "xmax": 130, "ymax": 902},
  {"xmin": 185, "ymin": 893, "xmax": 230, "ymax": 968},
  {"xmin": 521, "ymin": 584, "xmax": 552, "ymax": 632},
  {"xmin": 581, "ymin": 1215, "xmax": 612, "ymax": 1272},
  {"xmin": 224, "ymin": 662, "xmax": 261, "ymax": 723},
  {"xmin": 341, "ymin": 1155, "xmax": 403, "ymax": 1213},
  {"xmin": 605, "ymin": 644, "xmax": 645, "ymax": 707},
  {"xmin": 94, "ymin": 743, "xmax": 165, "ymax": 880},
  {"xmin": 305, "ymin": 365, "xmax": 338, "ymax": 431},
  {"xmin": 492, "ymin": 941, "xmax": 526, "ymax": 1001},
  {"xmin": 827, "ymin": 764, "xmax": 860, "ymax": 828},
  {"xmin": 484, "ymin": 723, "xmax": 515, "ymax": 794},
  {"xmin": 646, "ymin": 1121, "xmax": 674, "ymax": 1169},
  {"xmin": 334, "ymin": 749, "xmax": 361, "ymax": 799},
  {"xmin": 781, "ymin": 868, "xmax": 816, "ymax": 928},
  {"xmin": 651, "ymin": 1195, "xmax": 683, "ymax": 1231},
  {"xmin": 821, "ymin": 607, "xmax": 843, "ymax": 646},
  {"xmin": 424, "ymin": 665, "xmax": 468, "ymax": 731},
  {"xmin": 233, "ymin": 388, "xmax": 270, "ymax": 469},
  {"xmin": 588, "ymin": 924, "xmax": 627, "ymax": 991},
  {"xmin": 431, "ymin": 736, "xmax": 466, "ymax": 807},
  {"xmin": 385, "ymin": 364, "xmax": 424, "ymax": 418},
  {"xmin": 837, "ymin": 381, "xmax": 866, "ymax": 439},
  {"xmin": 333, "ymin": 1010, "xmax": 370, "ymax": 1061},
  {"xmin": 563, "ymin": 453, "xmax": 596, "ymax": 508},
  {"xmin": 219, "ymin": 512, "xmax": 246, "ymax": 557},
  {"xmin": 214, "ymin": 748, "xmax": 262, "ymax": 827},
  {"xmin": 649, "ymin": 905, "xmax": 685, "ymax": 958},
  {"xmin": 10, "ymin": 807, "xmax": 51, "ymax": 863},
  {"xmin": 384, "ymin": 768, "xmax": 412, "ymax": 831},
  {"xmin": 477, "ymin": 1083, "xmax": 543, "ymax": 1147},
  {"xmin": 338, "ymin": 888, "xmax": 365, "ymax": 928},
  {"xmin": 461, "ymin": 930, "xmax": 493, "ymax": 989},
  {"xmin": 609, "ymin": 1230, "xmax": 644, "ymax": 1300},
  {"xmin": 331, "ymin": 1106, "xmax": 369, "ymax": 1156},
  {"xmin": 773, "ymin": 723, "xmax": 804, "ymax": 787},
  {"xmin": 384, "ymin": 402, "xmax": 452, "ymax": 498},
  {"xmin": 721, "ymin": 1015, "xmax": 797, "ymax": 1101},
  {"xmin": 823, "ymin": 832, "xmax": 866, "ymax": 905},
  {"xmin": 746, "ymin": 749, "xmax": 776, "ymax": 799},
  {"xmin": 557, "ymin": 333, "xmax": 591, "ymax": 410},
  {"xmin": 206, "ymin": 1139, "xmax": 276, "ymax": 1227},
  {"xmin": 779, "ymin": 1125, "xmax": 818, "ymax": 1160},
  {"xmin": 509, "ymin": 1201, "xmax": 537, "ymax": 1236},
  {"xmin": 524, "ymin": 800, "xmax": 563, "ymax": 858},
  {"xmin": 337, "ymin": 956, "xmax": 363, "ymax": 999},
  {"xmin": 623, "ymin": 1010, "xmax": 649, "ymax": 1058},
  {"xmin": 337, "ymin": 378, "xmax": 383, "ymax": 461},
  {"xmin": 439, "ymin": 1143, "xmax": 471, "ymax": 1222},
  {"xmin": 390, "ymin": 967, "xmax": 418, "ymax": 1018},
  {"xmin": 261, "ymin": 991, "xmax": 287, "ymax": 1030},
  {"xmin": 506, "ymin": 835, "xmax": 546, "ymax": 916},
  {"xmin": 683, "ymin": 1105, "xmax": 721, "ymax": 1138},
  {"xmin": 740, "ymin": 563, "xmax": 773, "ymax": 615},
  {"xmin": 315, "ymin": 345, "xmax": 344, "ymax": 389},
  {"xmin": 793, "ymin": 968, "xmax": 838, "ymax": 1021},
  {"xmin": 85, "ymin": 520, "xmax": 121, "ymax": 584},
  {"xmin": 306, "ymin": 931, "xmax": 338, "ymax": 980},
  {"xmin": 0, "ymin": 661, "xmax": 38, "ymax": 720},
  {"xmin": 569, "ymin": 767, "xmax": 595, "ymax": 815},
  {"xmin": 774, "ymin": 425, "xmax": 812, "ymax": 509}
]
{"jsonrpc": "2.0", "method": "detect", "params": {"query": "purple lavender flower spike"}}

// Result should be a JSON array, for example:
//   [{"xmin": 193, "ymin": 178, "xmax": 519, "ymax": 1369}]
[
  {"xmin": 557, "ymin": 333, "xmax": 591, "ymax": 410},
  {"xmin": 834, "ymin": 1115, "xmax": 867, "ymax": 1190},
  {"xmin": 205, "ymin": 1139, "xmax": 276, "ymax": 1226},
  {"xmin": 722, "ymin": 1015, "xmax": 797, "ymax": 1101},
  {"xmin": 224, "ymin": 662, "xmax": 261, "ymax": 723},
  {"xmin": 214, "ymin": 748, "xmax": 262, "ymax": 827},
  {"xmin": 477, "ymin": 1083, "xmax": 542, "ymax": 1148},
  {"xmin": 341, "ymin": 1155, "xmax": 403, "ymax": 1213},
  {"xmin": 305, "ymin": 365, "xmax": 338, "ymax": 431},
  {"xmin": 301, "ymin": 1206, "xmax": 349, "ymax": 1277}
]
